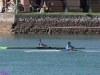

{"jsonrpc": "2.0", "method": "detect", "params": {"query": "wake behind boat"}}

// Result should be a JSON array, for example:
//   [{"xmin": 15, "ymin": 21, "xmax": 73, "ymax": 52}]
[
  {"xmin": 24, "ymin": 49, "xmax": 61, "ymax": 52},
  {"xmin": 24, "ymin": 49, "xmax": 82, "ymax": 52}
]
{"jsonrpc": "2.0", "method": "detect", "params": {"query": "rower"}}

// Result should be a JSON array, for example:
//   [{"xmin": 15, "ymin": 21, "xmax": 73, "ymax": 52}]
[
  {"xmin": 66, "ymin": 42, "xmax": 74, "ymax": 51},
  {"xmin": 39, "ymin": 39, "xmax": 48, "ymax": 47}
]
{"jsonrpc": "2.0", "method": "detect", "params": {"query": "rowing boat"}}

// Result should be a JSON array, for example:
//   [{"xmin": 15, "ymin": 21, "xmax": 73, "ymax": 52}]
[{"xmin": 0, "ymin": 46, "xmax": 85, "ymax": 50}]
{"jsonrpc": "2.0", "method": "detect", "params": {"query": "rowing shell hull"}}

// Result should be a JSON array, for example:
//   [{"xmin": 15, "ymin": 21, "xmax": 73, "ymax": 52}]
[
  {"xmin": 0, "ymin": 46, "xmax": 85, "ymax": 50},
  {"xmin": 7, "ymin": 47, "xmax": 85, "ymax": 49}
]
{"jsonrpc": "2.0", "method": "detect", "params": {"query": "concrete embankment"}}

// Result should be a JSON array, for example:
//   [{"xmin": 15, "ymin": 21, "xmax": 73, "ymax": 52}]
[
  {"xmin": 0, "ymin": 13, "xmax": 15, "ymax": 33},
  {"xmin": 0, "ymin": 13, "xmax": 100, "ymax": 34}
]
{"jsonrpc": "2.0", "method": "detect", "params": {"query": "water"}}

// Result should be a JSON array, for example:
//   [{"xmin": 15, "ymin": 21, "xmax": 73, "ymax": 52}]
[{"xmin": 0, "ymin": 34, "xmax": 100, "ymax": 75}]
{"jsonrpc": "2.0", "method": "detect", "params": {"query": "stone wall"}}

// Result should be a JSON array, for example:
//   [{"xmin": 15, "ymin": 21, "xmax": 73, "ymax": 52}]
[
  {"xmin": 0, "ymin": 13, "xmax": 100, "ymax": 35},
  {"xmin": 14, "ymin": 14, "xmax": 100, "ymax": 34}
]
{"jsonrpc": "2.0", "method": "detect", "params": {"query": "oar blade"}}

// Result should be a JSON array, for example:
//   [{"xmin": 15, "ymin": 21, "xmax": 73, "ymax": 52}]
[{"xmin": 0, "ymin": 47, "xmax": 7, "ymax": 50}]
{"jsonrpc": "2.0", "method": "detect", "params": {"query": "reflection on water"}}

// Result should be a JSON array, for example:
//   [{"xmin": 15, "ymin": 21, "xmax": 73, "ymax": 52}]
[
  {"xmin": 0, "ymin": 34, "xmax": 100, "ymax": 48},
  {"xmin": 13, "ymin": 34, "xmax": 100, "ymax": 40},
  {"xmin": 0, "ymin": 34, "xmax": 100, "ymax": 40},
  {"xmin": 0, "ymin": 33, "xmax": 14, "ymax": 40}
]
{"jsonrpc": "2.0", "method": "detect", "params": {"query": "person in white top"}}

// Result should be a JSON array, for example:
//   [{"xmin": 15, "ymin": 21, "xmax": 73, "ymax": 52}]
[{"xmin": 66, "ymin": 42, "xmax": 74, "ymax": 51}]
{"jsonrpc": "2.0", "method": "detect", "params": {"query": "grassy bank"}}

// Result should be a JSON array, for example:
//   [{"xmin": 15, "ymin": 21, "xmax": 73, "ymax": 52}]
[{"xmin": 22, "ymin": 12, "xmax": 100, "ymax": 15}]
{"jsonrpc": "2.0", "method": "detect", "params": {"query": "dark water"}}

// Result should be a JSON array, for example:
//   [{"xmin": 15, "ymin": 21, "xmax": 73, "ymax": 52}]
[{"xmin": 0, "ymin": 34, "xmax": 100, "ymax": 75}]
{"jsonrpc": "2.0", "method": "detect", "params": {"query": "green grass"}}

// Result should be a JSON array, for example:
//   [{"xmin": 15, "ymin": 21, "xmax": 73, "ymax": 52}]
[{"xmin": 22, "ymin": 12, "xmax": 100, "ymax": 15}]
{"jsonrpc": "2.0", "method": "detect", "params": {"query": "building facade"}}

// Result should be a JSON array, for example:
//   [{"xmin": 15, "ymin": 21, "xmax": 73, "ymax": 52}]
[{"xmin": 0, "ymin": 0, "xmax": 100, "ymax": 13}]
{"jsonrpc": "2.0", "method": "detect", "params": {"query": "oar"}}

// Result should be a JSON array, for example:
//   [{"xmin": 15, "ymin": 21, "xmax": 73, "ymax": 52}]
[
  {"xmin": 0, "ymin": 46, "xmax": 7, "ymax": 50},
  {"xmin": 74, "ymin": 47, "xmax": 85, "ymax": 49},
  {"xmin": 54, "ymin": 47, "xmax": 85, "ymax": 49}
]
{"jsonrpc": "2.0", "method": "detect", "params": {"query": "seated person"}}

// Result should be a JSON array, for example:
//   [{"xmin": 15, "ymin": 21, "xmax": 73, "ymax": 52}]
[
  {"xmin": 66, "ymin": 42, "xmax": 74, "ymax": 51},
  {"xmin": 39, "ymin": 39, "xmax": 48, "ymax": 47}
]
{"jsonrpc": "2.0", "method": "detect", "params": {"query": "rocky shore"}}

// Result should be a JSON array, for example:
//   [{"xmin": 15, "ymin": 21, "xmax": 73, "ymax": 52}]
[{"xmin": 0, "ymin": 13, "xmax": 100, "ymax": 34}]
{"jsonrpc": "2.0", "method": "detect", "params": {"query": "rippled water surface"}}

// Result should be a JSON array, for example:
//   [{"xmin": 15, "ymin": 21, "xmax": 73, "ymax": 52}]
[{"xmin": 0, "ymin": 34, "xmax": 100, "ymax": 75}]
